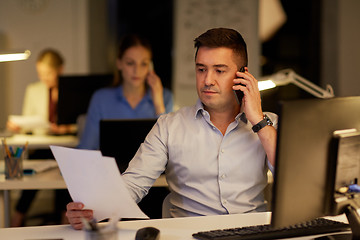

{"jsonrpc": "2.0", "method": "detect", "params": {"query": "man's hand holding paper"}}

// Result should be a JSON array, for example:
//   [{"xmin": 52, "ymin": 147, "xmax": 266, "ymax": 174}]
[{"xmin": 50, "ymin": 146, "xmax": 148, "ymax": 230}]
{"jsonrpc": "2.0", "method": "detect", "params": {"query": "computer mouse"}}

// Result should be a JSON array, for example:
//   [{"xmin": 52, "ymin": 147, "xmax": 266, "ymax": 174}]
[{"xmin": 135, "ymin": 226, "xmax": 160, "ymax": 240}]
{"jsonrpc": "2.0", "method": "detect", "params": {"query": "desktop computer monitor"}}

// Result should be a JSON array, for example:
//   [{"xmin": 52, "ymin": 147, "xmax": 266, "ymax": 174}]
[
  {"xmin": 57, "ymin": 74, "xmax": 113, "ymax": 125},
  {"xmin": 99, "ymin": 119, "xmax": 157, "ymax": 173},
  {"xmin": 271, "ymin": 96, "xmax": 360, "ymax": 237}
]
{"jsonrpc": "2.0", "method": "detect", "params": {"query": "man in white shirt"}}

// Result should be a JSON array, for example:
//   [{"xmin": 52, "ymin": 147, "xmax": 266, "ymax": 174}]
[{"xmin": 66, "ymin": 28, "xmax": 277, "ymax": 230}]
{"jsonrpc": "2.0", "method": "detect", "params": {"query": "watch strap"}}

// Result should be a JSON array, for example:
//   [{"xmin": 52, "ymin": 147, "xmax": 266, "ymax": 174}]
[{"xmin": 252, "ymin": 114, "xmax": 273, "ymax": 133}]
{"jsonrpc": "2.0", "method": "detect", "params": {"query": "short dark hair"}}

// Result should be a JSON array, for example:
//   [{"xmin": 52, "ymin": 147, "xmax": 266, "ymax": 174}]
[{"xmin": 194, "ymin": 28, "xmax": 248, "ymax": 68}]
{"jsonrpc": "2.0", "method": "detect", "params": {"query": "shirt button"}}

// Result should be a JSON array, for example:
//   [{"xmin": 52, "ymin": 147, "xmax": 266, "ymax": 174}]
[
  {"xmin": 223, "ymin": 200, "xmax": 227, "ymax": 205},
  {"xmin": 221, "ymin": 149, "xmax": 225, "ymax": 153},
  {"xmin": 220, "ymin": 174, "xmax": 226, "ymax": 180}
]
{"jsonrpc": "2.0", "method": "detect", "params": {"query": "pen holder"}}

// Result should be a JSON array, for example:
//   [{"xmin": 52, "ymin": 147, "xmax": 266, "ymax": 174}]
[
  {"xmin": 4, "ymin": 155, "xmax": 23, "ymax": 179},
  {"xmin": 2, "ymin": 140, "xmax": 27, "ymax": 179},
  {"xmin": 84, "ymin": 226, "xmax": 118, "ymax": 240}
]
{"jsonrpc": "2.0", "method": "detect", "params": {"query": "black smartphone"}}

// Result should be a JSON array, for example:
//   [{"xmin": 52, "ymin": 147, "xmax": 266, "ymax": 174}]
[{"xmin": 233, "ymin": 67, "xmax": 245, "ymax": 104}]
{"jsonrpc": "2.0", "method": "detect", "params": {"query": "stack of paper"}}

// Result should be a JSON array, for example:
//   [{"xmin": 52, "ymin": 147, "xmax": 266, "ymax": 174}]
[{"xmin": 50, "ymin": 145, "xmax": 148, "ymax": 222}]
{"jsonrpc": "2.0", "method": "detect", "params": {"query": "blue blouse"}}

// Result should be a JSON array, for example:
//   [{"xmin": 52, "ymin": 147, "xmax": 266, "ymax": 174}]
[{"xmin": 77, "ymin": 85, "xmax": 173, "ymax": 150}]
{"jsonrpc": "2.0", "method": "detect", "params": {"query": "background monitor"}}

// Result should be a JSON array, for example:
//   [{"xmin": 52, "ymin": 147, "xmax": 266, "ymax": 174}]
[
  {"xmin": 99, "ymin": 118, "xmax": 168, "ymax": 219},
  {"xmin": 57, "ymin": 74, "xmax": 113, "ymax": 125},
  {"xmin": 99, "ymin": 118, "xmax": 157, "ymax": 173},
  {"xmin": 271, "ymin": 96, "xmax": 360, "ymax": 234}
]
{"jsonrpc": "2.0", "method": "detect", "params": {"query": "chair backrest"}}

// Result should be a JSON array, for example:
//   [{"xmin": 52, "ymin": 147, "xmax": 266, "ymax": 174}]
[{"xmin": 76, "ymin": 114, "xmax": 87, "ymax": 139}]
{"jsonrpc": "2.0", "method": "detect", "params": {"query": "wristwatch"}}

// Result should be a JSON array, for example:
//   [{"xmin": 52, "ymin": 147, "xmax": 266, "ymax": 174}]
[{"xmin": 252, "ymin": 114, "xmax": 273, "ymax": 133}]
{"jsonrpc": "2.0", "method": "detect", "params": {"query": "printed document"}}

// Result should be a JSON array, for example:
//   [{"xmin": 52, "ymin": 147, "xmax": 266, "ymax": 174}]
[{"xmin": 50, "ymin": 145, "xmax": 148, "ymax": 221}]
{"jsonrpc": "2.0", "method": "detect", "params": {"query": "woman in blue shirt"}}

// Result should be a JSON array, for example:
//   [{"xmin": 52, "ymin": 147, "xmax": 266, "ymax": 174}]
[{"xmin": 78, "ymin": 34, "xmax": 173, "ymax": 150}]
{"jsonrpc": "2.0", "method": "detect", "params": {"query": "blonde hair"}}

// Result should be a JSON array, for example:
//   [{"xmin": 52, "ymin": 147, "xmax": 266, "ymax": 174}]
[{"xmin": 37, "ymin": 48, "xmax": 64, "ymax": 69}]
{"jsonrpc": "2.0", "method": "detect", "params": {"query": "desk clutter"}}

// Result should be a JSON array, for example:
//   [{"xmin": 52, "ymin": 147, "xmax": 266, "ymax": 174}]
[
  {"xmin": 82, "ymin": 218, "xmax": 119, "ymax": 240},
  {"xmin": 1, "ymin": 139, "xmax": 28, "ymax": 179},
  {"xmin": 0, "ymin": 160, "xmax": 58, "ymax": 176},
  {"xmin": 1, "ymin": 138, "xmax": 57, "ymax": 177}
]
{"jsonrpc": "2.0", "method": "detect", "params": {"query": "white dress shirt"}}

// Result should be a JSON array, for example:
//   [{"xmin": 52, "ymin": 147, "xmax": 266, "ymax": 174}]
[
  {"xmin": 123, "ymin": 99, "xmax": 278, "ymax": 217},
  {"xmin": 22, "ymin": 81, "xmax": 49, "ymax": 120}
]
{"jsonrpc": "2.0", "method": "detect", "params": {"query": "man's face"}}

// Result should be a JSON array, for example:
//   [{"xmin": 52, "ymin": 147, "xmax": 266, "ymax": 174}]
[{"xmin": 195, "ymin": 46, "xmax": 240, "ymax": 112}]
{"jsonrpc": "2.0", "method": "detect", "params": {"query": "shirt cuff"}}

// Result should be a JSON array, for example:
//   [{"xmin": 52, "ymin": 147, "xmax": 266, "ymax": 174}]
[{"xmin": 267, "ymin": 159, "xmax": 274, "ymax": 175}]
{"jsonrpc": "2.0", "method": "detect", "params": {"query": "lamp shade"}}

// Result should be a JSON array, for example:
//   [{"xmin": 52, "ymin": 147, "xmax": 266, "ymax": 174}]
[
  {"xmin": 258, "ymin": 69, "xmax": 334, "ymax": 99},
  {"xmin": 0, "ymin": 50, "xmax": 31, "ymax": 62}
]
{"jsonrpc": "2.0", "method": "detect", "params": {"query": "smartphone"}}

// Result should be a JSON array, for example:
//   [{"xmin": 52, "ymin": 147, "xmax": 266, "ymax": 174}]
[
  {"xmin": 146, "ymin": 61, "xmax": 154, "ymax": 87},
  {"xmin": 233, "ymin": 67, "xmax": 245, "ymax": 104}
]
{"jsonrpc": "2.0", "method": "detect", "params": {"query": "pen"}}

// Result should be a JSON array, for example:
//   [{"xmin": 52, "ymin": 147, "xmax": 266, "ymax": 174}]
[
  {"xmin": 15, "ymin": 147, "xmax": 19, "ymax": 157},
  {"xmin": 9, "ymin": 146, "xmax": 14, "ymax": 156},
  {"xmin": 16, "ymin": 148, "xmax": 23, "ymax": 158},
  {"xmin": 2, "ymin": 139, "xmax": 12, "ymax": 158},
  {"xmin": 23, "ymin": 141, "xmax": 29, "ymax": 153}
]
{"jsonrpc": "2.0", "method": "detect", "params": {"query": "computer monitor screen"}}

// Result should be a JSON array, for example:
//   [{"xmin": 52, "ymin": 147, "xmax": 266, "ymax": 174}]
[
  {"xmin": 99, "ymin": 119, "xmax": 157, "ymax": 173},
  {"xmin": 271, "ymin": 96, "xmax": 360, "ymax": 229},
  {"xmin": 57, "ymin": 74, "xmax": 113, "ymax": 124}
]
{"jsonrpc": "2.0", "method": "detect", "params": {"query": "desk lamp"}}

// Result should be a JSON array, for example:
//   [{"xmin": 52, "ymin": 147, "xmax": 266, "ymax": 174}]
[
  {"xmin": 0, "ymin": 50, "xmax": 31, "ymax": 62},
  {"xmin": 258, "ymin": 68, "xmax": 335, "ymax": 99}
]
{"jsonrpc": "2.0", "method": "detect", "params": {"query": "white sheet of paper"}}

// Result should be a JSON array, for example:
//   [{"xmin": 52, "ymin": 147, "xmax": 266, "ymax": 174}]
[
  {"xmin": 8, "ymin": 115, "xmax": 50, "ymax": 130},
  {"xmin": 50, "ymin": 145, "xmax": 148, "ymax": 221}
]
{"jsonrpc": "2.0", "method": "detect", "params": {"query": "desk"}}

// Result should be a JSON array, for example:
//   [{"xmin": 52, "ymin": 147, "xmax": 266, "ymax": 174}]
[
  {"xmin": 1, "ymin": 134, "xmax": 79, "ymax": 150},
  {"xmin": 0, "ymin": 160, "xmax": 167, "ymax": 228},
  {"xmin": 0, "ymin": 160, "xmax": 66, "ymax": 228},
  {"xmin": 0, "ymin": 212, "xmax": 351, "ymax": 240}
]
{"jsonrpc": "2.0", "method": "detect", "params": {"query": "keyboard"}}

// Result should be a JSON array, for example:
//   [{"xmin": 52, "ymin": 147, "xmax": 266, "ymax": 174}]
[{"xmin": 192, "ymin": 218, "xmax": 350, "ymax": 240}]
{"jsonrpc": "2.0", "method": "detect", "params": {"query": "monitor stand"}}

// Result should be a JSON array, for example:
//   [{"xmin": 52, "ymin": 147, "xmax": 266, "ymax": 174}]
[{"xmin": 315, "ymin": 205, "xmax": 360, "ymax": 240}]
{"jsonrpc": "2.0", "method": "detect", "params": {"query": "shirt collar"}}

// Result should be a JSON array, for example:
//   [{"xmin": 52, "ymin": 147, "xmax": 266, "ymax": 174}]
[
  {"xmin": 116, "ymin": 85, "xmax": 152, "ymax": 102},
  {"xmin": 237, "ymin": 112, "xmax": 248, "ymax": 124},
  {"xmin": 194, "ymin": 99, "xmax": 206, "ymax": 119},
  {"xmin": 193, "ymin": 99, "xmax": 247, "ymax": 124}
]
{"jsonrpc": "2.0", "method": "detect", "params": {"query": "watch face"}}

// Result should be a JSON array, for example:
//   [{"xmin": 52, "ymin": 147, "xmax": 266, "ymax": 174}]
[{"xmin": 264, "ymin": 115, "xmax": 273, "ymax": 126}]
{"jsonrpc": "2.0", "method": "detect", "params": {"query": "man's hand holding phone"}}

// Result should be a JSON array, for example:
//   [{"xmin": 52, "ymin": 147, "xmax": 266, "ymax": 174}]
[
  {"xmin": 233, "ymin": 66, "xmax": 246, "ymax": 104},
  {"xmin": 232, "ymin": 68, "xmax": 264, "ymax": 126}
]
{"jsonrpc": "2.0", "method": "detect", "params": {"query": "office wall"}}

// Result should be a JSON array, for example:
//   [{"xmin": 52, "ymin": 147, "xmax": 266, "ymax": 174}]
[
  {"xmin": 337, "ymin": 0, "xmax": 360, "ymax": 96},
  {"xmin": 0, "ymin": 0, "xmax": 109, "ymax": 129},
  {"xmin": 172, "ymin": 0, "xmax": 260, "ymax": 109},
  {"xmin": 321, "ymin": 0, "xmax": 360, "ymax": 97},
  {"xmin": 1, "ymin": 0, "xmax": 359, "ymax": 130}
]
